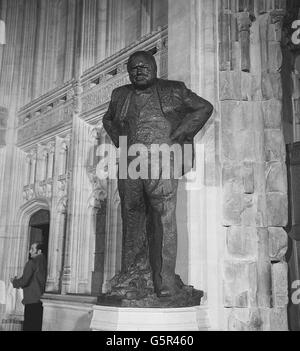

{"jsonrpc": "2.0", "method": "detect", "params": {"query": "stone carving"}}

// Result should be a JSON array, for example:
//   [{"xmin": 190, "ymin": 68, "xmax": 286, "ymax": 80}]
[
  {"xmin": 57, "ymin": 196, "xmax": 68, "ymax": 214},
  {"xmin": 36, "ymin": 180, "xmax": 53, "ymax": 199},
  {"xmin": 81, "ymin": 75, "xmax": 130, "ymax": 113},
  {"xmin": 23, "ymin": 185, "xmax": 35, "ymax": 202},
  {"xmin": 57, "ymin": 174, "xmax": 69, "ymax": 198},
  {"xmin": 18, "ymin": 103, "xmax": 74, "ymax": 144},
  {"xmin": 98, "ymin": 50, "xmax": 213, "ymax": 308}
]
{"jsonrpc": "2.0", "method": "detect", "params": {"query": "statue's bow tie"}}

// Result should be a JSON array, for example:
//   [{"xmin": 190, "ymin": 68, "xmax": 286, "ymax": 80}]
[{"xmin": 134, "ymin": 88, "xmax": 153, "ymax": 95}]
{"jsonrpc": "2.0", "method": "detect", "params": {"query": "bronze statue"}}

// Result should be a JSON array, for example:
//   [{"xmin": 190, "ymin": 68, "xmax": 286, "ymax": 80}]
[{"xmin": 101, "ymin": 50, "xmax": 213, "ymax": 307}]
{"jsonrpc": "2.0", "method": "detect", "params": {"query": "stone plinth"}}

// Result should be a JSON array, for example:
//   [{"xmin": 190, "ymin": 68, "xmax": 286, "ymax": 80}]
[
  {"xmin": 90, "ymin": 305, "xmax": 209, "ymax": 331},
  {"xmin": 41, "ymin": 294, "xmax": 96, "ymax": 331}
]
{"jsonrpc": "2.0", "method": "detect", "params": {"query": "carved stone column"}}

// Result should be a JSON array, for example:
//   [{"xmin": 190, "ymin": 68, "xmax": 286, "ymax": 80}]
[
  {"xmin": 47, "ymin": 141, "xmax": 55, "ymax": 180},
  {"xmin": 64, "ymin": 117, "xmax": 100, "ymax": 294},
  {"xmin": 87, "ymin": 176, "xmax": 107, "ymax": 295},
  {"xmin": 102, "ymin": 178, "xmax": 121, "ymax": 293},
  {"xmin": 236, "ymin": 12, "xmax": 253, "ymax": 72},
  {"xmin": 29, "ymin": 147, "xmax": 37, "ymax": 185},
  {"xmin": 47, "ymin": 197, "xmax": 68, "ymax": 293}
]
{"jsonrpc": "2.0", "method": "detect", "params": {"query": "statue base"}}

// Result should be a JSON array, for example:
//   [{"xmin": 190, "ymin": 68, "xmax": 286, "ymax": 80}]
[
  {"xmin": 97, "ymin": 286, "xmax": 203, "ymax": 308},
  {"xmin": 90, "ymin": 305, "xmax": 210, "ymax": 331}
]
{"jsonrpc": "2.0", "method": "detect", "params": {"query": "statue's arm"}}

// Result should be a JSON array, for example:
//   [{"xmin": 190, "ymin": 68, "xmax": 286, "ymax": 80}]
[
  {"xmin": 103, "ymin": 92, "xmax": 120, "ymax": 148},
  {"xmin": 170, "ymin": 83, "xmax": 213, "ymax": 143}
]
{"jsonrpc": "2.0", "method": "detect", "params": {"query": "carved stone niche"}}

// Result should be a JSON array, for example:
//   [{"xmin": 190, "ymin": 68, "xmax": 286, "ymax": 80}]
[
  {"xmin": 58, "ymin": 136, "xmax": 70, "ymax": 176},
  {"xmin": 24, "ymin": 146, "xmax": 38, "ymax": 186}
]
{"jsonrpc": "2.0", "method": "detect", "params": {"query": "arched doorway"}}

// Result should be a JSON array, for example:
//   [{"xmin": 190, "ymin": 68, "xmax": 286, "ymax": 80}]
[{"xmin": 28, "ymin": 209, "xmax": 50, "ymax": 262}]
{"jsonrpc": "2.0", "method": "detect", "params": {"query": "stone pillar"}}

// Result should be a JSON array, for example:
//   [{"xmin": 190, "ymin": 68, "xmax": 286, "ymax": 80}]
[
  {"xmin": 95, "ymin": 0, "xmax": 108, "ymax": 62},
  {"xmin": 31, "ymin": 0, "xmax": 47, "ymax": 99},
  {"xmin": 64, "ymin": 116, "xmax": 97, "ymax": 294},
  {"xmin": 102, "ymin": 177, "xmax": 121, "ymax": 293},
  {"xmin": 219, "ymin": 0, "xmax": 288, "ymax": 331},
  {"xmin": 106, "ymin": 0, "xmax": 124, "ymax": 56},
  {"xmin": 89, "ymin": 195, "xmax": 107, "ymax": 295},
  {"xmin": 0, "ymin": 106, "xmax": 8, "ymax": 147},
  {"xmin": 81, "ymin": 0, "xmax": 97, "ymax": 72},
  {"xmin": 17, "ymin": 0, "xmax": 37, "ymax": 106},
  {"xmin": 168, "ymin": 0, "xmax": 224, "ymax": 330},
  {"xmin": 140, "ymin": 0, "xmax": 151, "ymax": 37},
  {"xmin": 64, "ymin": 0, "xmax": 76, "ymax": 82},
  {"xmin": 47, "ymin": 199, "xmax": 67, "ymax": 292},
  {"xmin": 0, "ymin": 0, "xmax": 7, "ymax": 71}
]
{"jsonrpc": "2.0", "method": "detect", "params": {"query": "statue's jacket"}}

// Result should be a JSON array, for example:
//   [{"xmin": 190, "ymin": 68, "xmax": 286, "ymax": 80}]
[{"xmin": 103, "ymin": 78, "xmax": 214, "ymax": 174}]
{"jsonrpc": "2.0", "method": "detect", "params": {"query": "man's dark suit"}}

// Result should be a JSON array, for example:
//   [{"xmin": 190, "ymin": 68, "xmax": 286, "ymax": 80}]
[{"xmin": 103, "ymin": 78, "xmax": 213, "ymax": 296}]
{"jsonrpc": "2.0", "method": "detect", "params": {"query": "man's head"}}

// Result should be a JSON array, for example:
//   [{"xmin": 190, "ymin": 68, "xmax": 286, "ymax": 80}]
[
  {"xmin": 127, "ymin": 51, "xmax": 157, "ymax": 89},
  {"xmin": 29, "ymin": 242, "xmax": 43, "ymax": 259}
]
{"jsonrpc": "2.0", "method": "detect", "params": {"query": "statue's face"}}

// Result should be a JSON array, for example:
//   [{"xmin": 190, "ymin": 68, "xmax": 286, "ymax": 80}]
[{"xmin": 128, "ymin": 54, "xmax": 157, "ymax": 89}]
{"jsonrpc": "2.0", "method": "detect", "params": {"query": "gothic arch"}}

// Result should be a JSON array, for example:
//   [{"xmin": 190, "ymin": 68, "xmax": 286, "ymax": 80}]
[{"xmin": 14, "ymin": 198, "xmax": 50, "ymax": 273}]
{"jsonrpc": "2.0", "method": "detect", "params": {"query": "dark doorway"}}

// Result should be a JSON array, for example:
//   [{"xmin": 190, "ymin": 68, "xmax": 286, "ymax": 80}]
[{"xmin": 29, "ymin": 209, "xmax": 50, "ymax": 262}]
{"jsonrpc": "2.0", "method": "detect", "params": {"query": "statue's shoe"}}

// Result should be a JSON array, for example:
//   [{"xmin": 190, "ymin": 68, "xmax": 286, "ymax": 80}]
[{"xmin": 156, "ymin": 284, "xmax": 180, "ymax": 298}]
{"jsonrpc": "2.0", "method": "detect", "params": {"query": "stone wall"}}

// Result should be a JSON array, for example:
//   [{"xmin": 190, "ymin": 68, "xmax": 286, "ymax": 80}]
[
  {"xmin": 219, "ymin": 0, "xmax": 289, "ymax": 330},
  {"xmin": 0, "ymin": 107, "xmax": 7, "ymax": 146},
  {"xmin": 0, "ymin": 0, "xmax": 168, "ymax": 109},
  {"xmin": 0, "ymin": 0, "xmax": 168, "ymax": 319}
]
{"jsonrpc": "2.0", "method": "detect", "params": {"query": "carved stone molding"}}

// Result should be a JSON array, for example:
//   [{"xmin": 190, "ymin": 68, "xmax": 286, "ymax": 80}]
[
  {"xmin": 57, "ymin": 196, "xmax": 68, "ymax": 214},
  {"xmin": 112, "ymin": 185, "xmax": 120, "ymax": 206},
  {"xmin": 90, "ymin": 127, "xmax": 102, "ymax": 141},
  {"xmin": 88, "ymin": 189, "xmax": 107, "ymax": 209},
  {"xmin": 270, "ymin": 9, "xmax": 286, "ymax": 24},
  {"xmin": 81, "ymin": 74, "xmax": 130, "ymax": 114},
  {"xmin": 47, "ymin": 140, "xmax": 56, "ymax": 154},
  {"xmin": 57, "ymin": 173, "xmax": 70, "ymax": 198},
  {"xmin": 87, "ymin": 165, "xmax": 108, "ymax": 210},
  {"xmin": 18, "ymin": 102, "xmax": 74, "ymax": 145},
  {"xmin": 87, "ymin": 166, "xmax": 108, "ymax": 193},
  {"xmin": 36, "ymin": 179, "xmax": 53, "ymax": 199},
  {"xmin": 23, "ymin": 185, "xmax": 35, "ymax": 202}
]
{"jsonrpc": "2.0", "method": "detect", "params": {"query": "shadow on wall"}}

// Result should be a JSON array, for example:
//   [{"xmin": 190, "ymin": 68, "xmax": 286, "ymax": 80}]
[{"xmin": 73, "ymin": 311, "xmax": 94, "ymax": 331}]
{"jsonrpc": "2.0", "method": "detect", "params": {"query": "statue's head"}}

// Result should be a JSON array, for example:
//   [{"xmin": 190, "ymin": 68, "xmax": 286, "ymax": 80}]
[{"xmin": 127, "ymin": 51, "xmax": 157, "ymax": 89}]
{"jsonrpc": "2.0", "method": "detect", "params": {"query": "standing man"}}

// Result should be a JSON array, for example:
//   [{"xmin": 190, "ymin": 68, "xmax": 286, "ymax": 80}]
[
  {"xmin": 103, "ymin": 51, "xmax": 213, "ymax": 301},
  {"xmin": 11, "ymin": 242, "xmax": 47, "ymax": 331}
]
